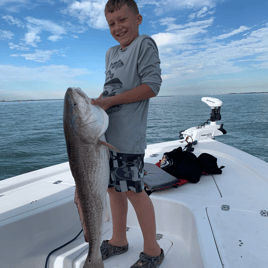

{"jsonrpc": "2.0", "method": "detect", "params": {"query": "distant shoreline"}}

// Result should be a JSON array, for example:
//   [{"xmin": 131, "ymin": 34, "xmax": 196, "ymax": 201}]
[
  {"xmin": 0, "ymin": 99, "xmax": 63, "ymax": 103},
  {"xmin": 1, "ymin": 91, "xmax": 267, "ymax": 102},
  {"xmin": 226, "ymin": 91, "xmax": 268, "ymax": 95}
]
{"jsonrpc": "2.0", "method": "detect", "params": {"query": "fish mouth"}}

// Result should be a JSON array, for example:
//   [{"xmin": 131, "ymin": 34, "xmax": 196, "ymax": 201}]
[
  {"xmin": 75, "ymin": 88, "xmax": 91, "ymax": 105},
  {"xmin": 65, "ymin": 87, "xmax": 109, "ymax": 138},
  {"xmin": 66, "ymin": 87, "xmax": 91, "ymax": 106}
]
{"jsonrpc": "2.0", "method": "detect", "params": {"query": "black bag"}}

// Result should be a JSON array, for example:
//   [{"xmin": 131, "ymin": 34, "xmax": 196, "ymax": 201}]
[
  {"xmin": 161, "ymin": 147, "xmax": 224, "ymax": 183},
  {"xmin": 197, "ymin": 153, "xmax": 224, "ymax": 175}
]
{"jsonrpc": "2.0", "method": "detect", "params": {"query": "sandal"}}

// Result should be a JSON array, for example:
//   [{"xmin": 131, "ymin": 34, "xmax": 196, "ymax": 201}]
[
  {"xmin": 130, "ymin": 248, "xmax": 164, "ymax": 267},
  {"xmin": 100, "ymin": 240, "xmax": 129, "ymax": 260}
]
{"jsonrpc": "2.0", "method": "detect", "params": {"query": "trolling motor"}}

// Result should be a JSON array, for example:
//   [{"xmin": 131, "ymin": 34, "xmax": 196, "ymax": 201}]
[
  {"xmin": 180, "ymin": 97, "xmax": 227, "ymax": 142},
  {"xmin": 201, "ymin": 97, "xmax": 222, "ymax": 124}
]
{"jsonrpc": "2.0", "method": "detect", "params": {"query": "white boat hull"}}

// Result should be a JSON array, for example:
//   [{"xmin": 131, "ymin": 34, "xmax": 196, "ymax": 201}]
[{"xmin": 1, "ymin": 139, "xmax": 268, "ymax": 268}]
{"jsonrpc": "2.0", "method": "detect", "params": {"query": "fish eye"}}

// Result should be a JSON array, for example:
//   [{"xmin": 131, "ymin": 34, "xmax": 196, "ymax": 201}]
[{"xmin": 74, "ymin": 103, "xmax": 77, "ymax": 106}]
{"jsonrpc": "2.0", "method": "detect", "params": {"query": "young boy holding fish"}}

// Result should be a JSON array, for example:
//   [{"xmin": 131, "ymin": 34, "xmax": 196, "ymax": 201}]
[{"xmin": 91, "ymin": 0, "xmax": 163, "ymax": 266}]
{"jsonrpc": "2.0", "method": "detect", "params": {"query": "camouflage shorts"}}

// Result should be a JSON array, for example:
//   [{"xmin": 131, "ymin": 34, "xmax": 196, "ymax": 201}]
[{"xmin": 109, "ymin": 151, "xmax": 145, "ymax": 193}]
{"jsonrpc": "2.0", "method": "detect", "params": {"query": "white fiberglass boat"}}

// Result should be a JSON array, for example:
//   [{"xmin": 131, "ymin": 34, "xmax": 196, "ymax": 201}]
[{"xmin": 0, "ymin": 97, "xmax": 267, "ymax": 268}]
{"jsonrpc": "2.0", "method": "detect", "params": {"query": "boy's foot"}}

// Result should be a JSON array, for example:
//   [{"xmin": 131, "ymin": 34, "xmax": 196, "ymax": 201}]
[
  {"xmin": 130, "ymin": 248, "xmax": 164, "ymax": 267},
  {"xmin": 100, "ymin": 240, "xmax": 129, "ymax": 260}
]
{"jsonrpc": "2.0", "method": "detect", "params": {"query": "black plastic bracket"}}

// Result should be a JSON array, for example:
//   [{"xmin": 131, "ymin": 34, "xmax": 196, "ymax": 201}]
[{"xmin": 210, "ymin": 107, "xmax": 221, "ymax": 122}]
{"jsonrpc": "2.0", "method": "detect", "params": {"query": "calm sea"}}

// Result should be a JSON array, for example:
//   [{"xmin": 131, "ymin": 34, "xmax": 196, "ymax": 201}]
[{"xmin": 0, "ymin": 93, "xmax": 267, "ymax": 181}]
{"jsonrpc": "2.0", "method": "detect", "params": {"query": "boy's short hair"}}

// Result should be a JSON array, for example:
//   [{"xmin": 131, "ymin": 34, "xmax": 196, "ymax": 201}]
[{"xmin": 105, "ymin": 0, "xmax": 139, "ymax": 15}]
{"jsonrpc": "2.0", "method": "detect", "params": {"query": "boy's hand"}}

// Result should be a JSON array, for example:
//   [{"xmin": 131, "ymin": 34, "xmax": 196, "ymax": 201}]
[
  {"xmin": 91, "ymin": 84, "xmax": 155, "ymax": 111},
  {"xmin": 91, "ymin": 97, "xmax": 113, "ymax": 111}
]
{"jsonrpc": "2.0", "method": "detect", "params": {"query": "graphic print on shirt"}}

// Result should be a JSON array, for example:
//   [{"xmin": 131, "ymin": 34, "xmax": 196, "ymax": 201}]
[
  {"xmin": 104, "ymin": 60, "xmax": 125, "ymax": 114},
  {"xmin": 106, "ymin": 70, "xmax": 114, "ymax": 81},
  {"xmin": 103, "ymin": 78, "xmax": 123, "ymax": 114},
  {"xmin": 110, "ymin": 60, "xmax": 124, "ymax": 70}
]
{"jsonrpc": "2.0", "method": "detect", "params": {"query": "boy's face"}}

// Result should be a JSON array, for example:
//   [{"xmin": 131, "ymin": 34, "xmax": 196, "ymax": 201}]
[{"xmin": 105, "ymin": 4, "xmax": 142, "ymax": 50}]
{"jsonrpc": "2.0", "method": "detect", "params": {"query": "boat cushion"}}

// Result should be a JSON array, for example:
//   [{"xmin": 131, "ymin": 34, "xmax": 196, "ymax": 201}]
[{"xmin": 143, "ymin": 163, "xmax": 187, "ymax": 192}]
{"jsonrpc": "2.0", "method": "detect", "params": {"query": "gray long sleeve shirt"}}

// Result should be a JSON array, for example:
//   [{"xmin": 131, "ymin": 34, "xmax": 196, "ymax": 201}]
[{"xmin": 103, "ymin": 34, "xmax": 162, "ymax": 154}]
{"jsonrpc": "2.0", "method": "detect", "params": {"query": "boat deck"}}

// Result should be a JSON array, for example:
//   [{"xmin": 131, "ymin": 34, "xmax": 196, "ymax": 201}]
[{"xmin": 1, "ymin": 139, "xmax": 268, "ymax": 268}]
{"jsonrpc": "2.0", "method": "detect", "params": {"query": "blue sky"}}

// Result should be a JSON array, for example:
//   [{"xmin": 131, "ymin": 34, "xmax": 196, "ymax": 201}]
[{"xmin": 0, "ymin": 0, "xmax": 268, "ymax": 100}]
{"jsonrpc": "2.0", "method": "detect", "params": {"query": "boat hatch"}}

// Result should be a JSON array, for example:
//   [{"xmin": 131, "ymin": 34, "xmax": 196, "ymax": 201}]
[
  {"xmin": 48, "ymin": 196, "xmax": 206, "ymax": 267},
  {"xmin": 48, "ymin": 227, "xmax": 173, "ymax": 268},
  {"xmin": 207, "ymin": 207, "xmax": 268, "ymax": 268},
  {"xmin": 0, "ymin": 178, "xmax": 74, "ymax": 222}
]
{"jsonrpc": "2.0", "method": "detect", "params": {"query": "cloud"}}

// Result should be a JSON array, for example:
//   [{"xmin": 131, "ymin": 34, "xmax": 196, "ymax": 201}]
[
  {"xmin": 0, "ymin": 0, "xmax": 54, "ymax": 12},
  {"xmin": 23, "ymin": 17, "xmax": 66, "ymax": 47},
  {"xmin": 0, "ymin": 0, "xmax": 29, "ymax": 7},
  {"xmin": 23, "ymin": 27, "xmax": 41, "ymax": 47},
  {"xmin": 0, "ymin": 64, "xmax": 89, "ymax": 82},
  {"xmin": 139, "ymin": 0, "xmax": 217, "ymax": 9},
  {"xmin": 0, "ymin": 0, "xmax": 31, "ymax": 12},
  {"xmin": 36, "ymin": 0, "xmax": 55, "ymax": 4},
  {"xmin": 151, "ymin": 19, "xmax": 268, "ymax": 85},
  {"xmin": 214, "ymin": 26, "xmax": 250, "ymax": 40},
  {"xmin": 11, "ymin": 49, "xmax": 58, "ymax": 62},
  {"xmin": 0, "ymin": 63, "xmax": 91, "ymax": 100},
  {"xmin": 48, "ymin": 35, "xmax": 62, "ymax": 41},
  {"xmin": 25, "ymin": 17, "xmax": 66, "ymax": 35},
  {"xmin": 1, "ymin": 14, "xmax": 82, "ymax": 59},
  {"xmin": 189, "ymin": 7, "xmax": 215, "ymax": 20},
  {"xmin": 62, "ymin": 21, "xmax": 88, "ymax": 34},
  {"xmin": 152, "ymin": 18, "xmax": 214, "ymax": 50},
  {"xmin": 0, "ymin": 29, "xmax": 14, "ymax": 40},
  {"xmin": 2, "ymin": 14, "xmax": 81, "ymax": 51},
  {"xmin": 2, "ymin": 15, "xmax": 24, "ymax": 28},
  {"xmin": 62, "ymin": 0, "xmax": 107, "ymax": 30},
  {"xmin": 137, "ymin": 0, "xmax": 221, "ymax": 15},
  {"xmin": 160, "ymin": 17, "xmax": 214, "ymax": 32},
  {"xmin": 9, "ymin": 42, "xmax": 30, "ymax": 51}
]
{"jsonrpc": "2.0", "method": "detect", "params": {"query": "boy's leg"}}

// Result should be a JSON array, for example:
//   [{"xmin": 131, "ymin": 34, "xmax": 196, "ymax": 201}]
[
  {"xmin": 126, "ymin": 189, "xmax": 161, "ymax": 257},
  {"xmin": 107, "ymin": 187, "xmax": 128, "ymax": 247},
  {"xmin": 107, "ymin": 151, "xmax": 161, "ymax": 259}
]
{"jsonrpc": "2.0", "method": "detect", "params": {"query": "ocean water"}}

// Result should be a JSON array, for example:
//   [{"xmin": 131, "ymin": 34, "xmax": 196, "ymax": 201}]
[{"xmin": 0, "ymin": 93, "xmax": 267, "ymax": 181}]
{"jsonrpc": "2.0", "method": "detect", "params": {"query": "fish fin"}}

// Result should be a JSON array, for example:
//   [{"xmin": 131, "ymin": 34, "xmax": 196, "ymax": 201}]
[
  {"xmin": 98, "ymin": 140, "xmax": 119, "ymax": 152},
  {"xmin": 74, "ymin": 188, "xmax": 88, "ymax": 242}
]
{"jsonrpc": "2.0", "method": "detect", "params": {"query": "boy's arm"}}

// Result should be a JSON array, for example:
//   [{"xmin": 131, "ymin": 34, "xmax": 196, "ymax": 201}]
[{"xmin": 91, "ymin": 84, "xmax": 155, "ymax": 111}]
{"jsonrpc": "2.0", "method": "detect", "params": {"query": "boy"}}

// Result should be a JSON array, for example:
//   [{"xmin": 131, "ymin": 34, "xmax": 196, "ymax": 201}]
[{"xmin": 91, "ymin": 0, "xmax": 164, "ymax": 267}]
